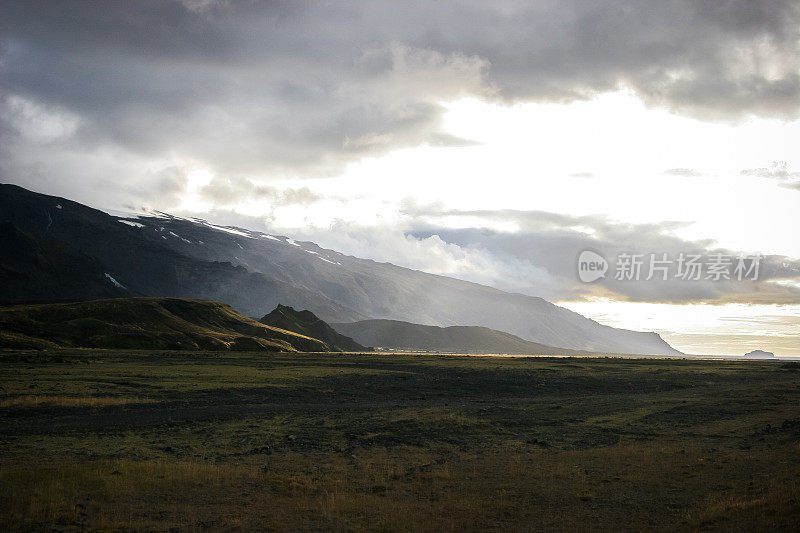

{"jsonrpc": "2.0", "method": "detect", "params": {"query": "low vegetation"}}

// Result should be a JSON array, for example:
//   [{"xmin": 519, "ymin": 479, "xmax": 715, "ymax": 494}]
[
  {"xmin": 0, "ymin": 298, "xmax": 328, "ymax": 352},
  {"xmin": 331, "ymin": 319, "xmax": 583, "ymax": 355},
  {"xmin": 1, "ymin": 350, "xmax": 799, "ymax": 530},
  {"xmin": 260, "ymin": 304, "xmax": 366, "ymax": 352}
]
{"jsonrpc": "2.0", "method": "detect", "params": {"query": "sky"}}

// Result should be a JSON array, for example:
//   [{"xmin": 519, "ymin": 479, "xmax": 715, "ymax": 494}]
[{"xmin": 2, "ymin": 0, "xmax": 799, "ymax": 355}]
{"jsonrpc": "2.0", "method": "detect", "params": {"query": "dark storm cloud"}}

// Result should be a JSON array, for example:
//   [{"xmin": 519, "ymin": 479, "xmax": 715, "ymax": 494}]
[
  {"xmin": 0, "ymin": 0, "xmax": 489, "ymax": 184},
  {"xmin": 413, "ymin": 1, "xmax": 800, "ymax": 118},
  {"xmin": 1, "ymin": 0, "xmax": 799, "ymax": 205},
  {"xmin": 404, "ymin": 206, "xmax": 800, "ymax": 305}
]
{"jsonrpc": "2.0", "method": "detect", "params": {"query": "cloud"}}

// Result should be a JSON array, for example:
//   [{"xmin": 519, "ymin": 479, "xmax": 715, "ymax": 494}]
[
  {"xmin": 171, "ymin": 204, "xmax": 565, "ymax": 298},
  {"xmin": 721, "ymin": 314, "xmax": 800, "ymax": 329},
  {"xmin": 421, "ymin": 0, "xmax": 800, "ymax": 119},
  {"xmin": 1, "ymin": 4, "xmax": 492, "ymax": 183},
  {"xmin": 426, "ymin": 133, "xmax": 481, "ymax": 147},
  {"xmin": 200, "ymin": 176, "xmax": 320, "ymax": 207},
  {"xmin": 742, "ymin": 160, "xmax": 800, "ymax": 191},
  {"xmin": 181, "ymin": 201, "xmax": 800, "ymax": 307},
  {"xmin": 401, "ymin": 206, "xmax": 800, "ymax": 305},
  {"xmin": 663, "ymin": 168, "xmax": 701, "ymax": 177},
  {"xmin": 741, "ymin": 160, "xmax": 800, "ymax": 179},
  {"xmin": 1, "ymin": 0, "xmax": 799, "ymax": 209},
  {"xmin": 178, "ymin": 0, "xmax": 227, "ymax": 14},
  {"xmin": 1, "ymin": 0, "xmax": 799, "ymax": 308},
  {"xmin": 143, "ymin": 166, "xmax": 189, "ymax": 208},
  {"xmin": 1, "ymin": 95, "xmax": 80, "ymax": 143},
  {"xmin": 312, "ymin": 221, "xmax": 562, "ymax": 295}
]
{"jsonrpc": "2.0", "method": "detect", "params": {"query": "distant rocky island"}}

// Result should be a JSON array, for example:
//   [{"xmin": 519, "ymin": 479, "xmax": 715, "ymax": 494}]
[{"xmin": 744, "ymin": 350, "xmax": 776, "ymax": 359}]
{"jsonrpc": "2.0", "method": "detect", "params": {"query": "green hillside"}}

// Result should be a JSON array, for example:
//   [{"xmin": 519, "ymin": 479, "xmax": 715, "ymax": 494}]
[
  {"xmin": 260, "ymin": 304, "xmax": 367, "ymax": 352},
  {"xmin": 0, "ymin": 298, "xmax": 330, "ymax": 352}
]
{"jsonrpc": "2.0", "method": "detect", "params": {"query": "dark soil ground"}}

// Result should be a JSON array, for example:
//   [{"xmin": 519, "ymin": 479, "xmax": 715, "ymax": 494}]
[{"xmin": 1, "ymin": 350, "xmax": 799, "ymax": 531}]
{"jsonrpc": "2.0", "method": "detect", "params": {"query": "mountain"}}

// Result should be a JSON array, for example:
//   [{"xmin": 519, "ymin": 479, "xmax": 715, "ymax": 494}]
[
  {"xmin": 0, "ymin": 184, "xmax": 364, "ymax": 321},
  {"xmin": 332, "ymin": 319, "xmax": 585, "ymax": 355},
  {"xmin": 0, "ymin": 298, "xmax": 329, "ymax": 352},
  {"xmin": 0, "ymin": 222, "xmax": 130, "ymax": 303},
  {"xmin": 0, "ymin": 183, "xmax": 680, "ymax": 355},
  {"xmin": 261, "ymin": 304, "xmax": 367, "ymax": 352}
]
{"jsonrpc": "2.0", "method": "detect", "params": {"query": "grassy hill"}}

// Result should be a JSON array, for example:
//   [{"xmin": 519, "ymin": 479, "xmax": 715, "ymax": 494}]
[
  {"xmin": 260, "ymin": 304, "xmax": 366, "ymax": 352},
  {"xmin": 332, "ymin": 319, "xmax": 587, "ymax": 355},
  {"xmin": 0, "ymin": 298, "xmax": 330, "ymax": 352}
]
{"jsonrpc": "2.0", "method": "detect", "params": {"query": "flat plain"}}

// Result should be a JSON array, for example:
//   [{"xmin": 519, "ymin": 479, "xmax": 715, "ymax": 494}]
[{"xmin": 1, "ymin": 350, "xmax": 799, "ymax": 531}]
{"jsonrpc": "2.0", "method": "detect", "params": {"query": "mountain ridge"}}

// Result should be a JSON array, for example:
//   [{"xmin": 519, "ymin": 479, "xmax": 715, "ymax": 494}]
[
  {"xmin": 261, "ymin": 304, "xmax": 367, "ymax": 352},
  {"xmin": 0, "ymin": 183, "xmax": 680, "ymax": 355},
  {"xmin": 0, "ymin": 297, "xmax": 330, "ymax": 352},
  {"xmin": 332, "ymin": 319, "xmax": 587, "ymax": 355}
]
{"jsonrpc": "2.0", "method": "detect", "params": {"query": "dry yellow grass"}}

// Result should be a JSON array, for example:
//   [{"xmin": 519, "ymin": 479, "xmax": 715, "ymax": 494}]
[
  {"xmin": 3, "ymin": 442, "xmax": 799, "ymax": 531},
  {"xmin": 2, "ymin": 351, "xmax": 799, "ymax": 530}
]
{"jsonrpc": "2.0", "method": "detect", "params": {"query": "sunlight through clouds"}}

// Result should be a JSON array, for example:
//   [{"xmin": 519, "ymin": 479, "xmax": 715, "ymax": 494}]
[{"xmin": 3, "ymin": 0, "xmax": 799, "ymax": 356}]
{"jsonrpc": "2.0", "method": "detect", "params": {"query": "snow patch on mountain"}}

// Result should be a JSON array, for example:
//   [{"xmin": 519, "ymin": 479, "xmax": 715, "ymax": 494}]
[
  {"xmin": 118, "ymin": 220, "xmax": 145, "ymax": 228},
  {"xmin": 104, "ymin": 273, "xmax": 126, "ymax": 289},
  {"xmin": 203, "ymin": 222, "xmax": 256, "ymax": 238},
  {"xmin": 169, "ymin": 231, "xmax": 192, "ymax": 243}
]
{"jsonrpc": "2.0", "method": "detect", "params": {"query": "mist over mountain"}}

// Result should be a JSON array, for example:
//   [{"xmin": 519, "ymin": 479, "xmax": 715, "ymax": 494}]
[
  {"xmin": 0, "ymin": 184, "xmax": 363, "ymax": 321},
  {"xmin": 331, "ymin": 319, "xmax": 585, "ymax": 356},
  {"xmin": 0, "ymin": 184, "xmax": 680, "ymax": 355}
]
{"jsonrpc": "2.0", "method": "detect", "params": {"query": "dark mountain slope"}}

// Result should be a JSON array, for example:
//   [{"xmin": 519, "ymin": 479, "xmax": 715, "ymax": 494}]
[
  {"xmin": 0, "ymin": 222, "xmax": 129, "ymax": 303},
  {"xmin": 0, "ymin": 184, "xmax": 364, "ymax": 321},
  {"xmin": 0, "ymin": 298, "xmax": 329, "ymax": 351},
  {"xmin": 261, "ymin": 304, "xmax": 366, "ymax": 352},
  {"xmin": 137, "ymin": 212, "xmax": 680, "ymax": 355},
  {"xmin": 0, "ymin": 183, "xmax": 679, "ymax": 355},
  {"xmin": 332, "ymin": 319, "xmax": 585, "ymax": 355}
]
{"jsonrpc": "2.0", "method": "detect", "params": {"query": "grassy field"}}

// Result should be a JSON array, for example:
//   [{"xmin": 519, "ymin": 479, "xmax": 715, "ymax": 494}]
[{"xmin": 1, "ymin": 350, "xmax": 799, "ymax": 531}]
